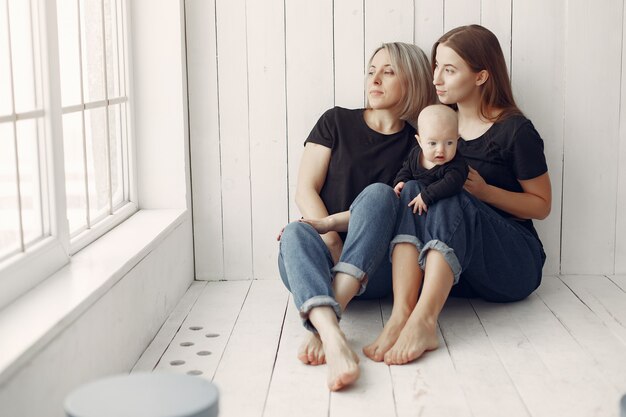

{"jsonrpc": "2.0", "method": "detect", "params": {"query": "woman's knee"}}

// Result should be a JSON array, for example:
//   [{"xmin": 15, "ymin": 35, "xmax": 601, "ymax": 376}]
[
  {"xmin": 351, "ymin": 182, "xmax": 398, "ymax": 212},
  {"xmin": 399, "ymin": 180, "xmax": 422, "ymax": 204},
  {"xmin": 280, "ymin": 221, "xmax": 315, "ymax": 244}
]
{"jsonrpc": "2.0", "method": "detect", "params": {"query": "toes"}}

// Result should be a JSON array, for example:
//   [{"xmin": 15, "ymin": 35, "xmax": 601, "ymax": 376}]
[{"xmin": 383, "ymin": 350, "xmax": 393, "ymax": 365}]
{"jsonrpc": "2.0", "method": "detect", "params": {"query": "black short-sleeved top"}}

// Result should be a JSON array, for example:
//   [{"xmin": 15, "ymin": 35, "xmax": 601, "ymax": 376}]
[
  {"xmin": 305, "ymin": 106, "xmax": 416, "ymax": 230},
  {"xmin": 393, "ymin": 147, "xmax": 469, "ymax": 206},
  {"xmin": 457, "ymin": 114, "xmax": 548, "ymax": 236}
]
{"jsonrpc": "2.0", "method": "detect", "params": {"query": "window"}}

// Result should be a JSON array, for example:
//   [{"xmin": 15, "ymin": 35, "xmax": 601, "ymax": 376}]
[{"xmin": 0, "ymin": 0, "xmax": 136, "ymax": 310}]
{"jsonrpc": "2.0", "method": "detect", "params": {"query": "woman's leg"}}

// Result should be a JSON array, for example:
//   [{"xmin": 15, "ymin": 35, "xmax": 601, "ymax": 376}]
[
  {"xmin": 279, "ymin": 182, "xmax": 399, "ymax": 390},
  {"xmin": 331, "ymin": 183, "xmax": 400, "ymax": 299},
  {"xmin": 384, "ymin": 190, "xmax": 545, "ymax": 365},
  {"xmin": 363, "ymin": 180, "xmax": 426, "ymax": 361},
  {"xmin": 308, "ymin": 307, "xmax": 360, "ymax": 391},
  {"xmin": 363, "ymin": 242, "xmax": 423, "ymax": 361},
  {"xmin": 384, "ymin": 249, "xmax": 453, "ymax": 364},
  {"xmin": 278, "ymin": 221, "xmax": 340, "ymax": 367}
]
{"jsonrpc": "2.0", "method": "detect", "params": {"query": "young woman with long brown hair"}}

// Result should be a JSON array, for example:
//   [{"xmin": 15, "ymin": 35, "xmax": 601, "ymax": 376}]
[{"xmin": 363, "ymin": 24, "xmax": 552, "ymax": 365}]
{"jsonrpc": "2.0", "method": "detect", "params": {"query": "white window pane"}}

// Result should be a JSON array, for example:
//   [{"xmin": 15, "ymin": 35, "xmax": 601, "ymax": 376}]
[
  {"xmin": 57, "ymin": 0, "xmax": 82, "ymax": 107},
  {"xmin": 8, "ymin": 0, "xmax": 36, "ymax": 113},
  {"xmin": 0, "ymin": 123, "xmax": 20, "ymax": 259},
  {"xmin": 108, "ymin": 104, "xmax": 123, "ymax": 207},
  {"xmin": 80, "ymin": 0, "xmax": 105, "ymax": 103},
  {"xmin": 0, "ymin": 0, "xmax": 13, "ymax": 117},
  {"xmin": 16, "ymin": 118, "xmax": 44, "ymax": 245},
  {"xmin": 62, "ymin": 111, "xmax": 88, "ymax": 234},
  {"xmin": 118, "ymin": 0, "xmax": 127, "ymax": 97},
  {"xmin": 85, "ymin": 107, "xmax": 109, "ymax": 223},
  {"xmin": 104, "ymin": 0, "xmax": 119, "ymax": 99},
  {"xmin": 121, "ymin": 102, "xmax": 129, "ymax": 200}
]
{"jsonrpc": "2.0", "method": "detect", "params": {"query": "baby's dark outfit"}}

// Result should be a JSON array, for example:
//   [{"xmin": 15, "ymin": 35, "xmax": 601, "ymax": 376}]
[{"xmin": 393, "ymin": 147, "xmax": 468, "ymax": 205}]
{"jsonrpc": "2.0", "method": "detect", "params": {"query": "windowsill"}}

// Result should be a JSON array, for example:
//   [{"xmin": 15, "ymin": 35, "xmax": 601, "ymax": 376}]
[{"xmin": 0, "ymin": 208, "xmax": 189, "ymax": 386}]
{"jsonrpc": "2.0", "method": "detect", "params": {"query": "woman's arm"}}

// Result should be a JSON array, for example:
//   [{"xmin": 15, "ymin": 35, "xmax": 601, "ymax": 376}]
[
  {"xmin": 300, "ymin": 211, "xmax": 350, "ymax": 234},
  {"xmin": 464, "ymin": 167, "xmax": 552, "ymax": 220},
  {"xmin": 295, "ymin": 142, "xmax": 346, "ymax": 263}
]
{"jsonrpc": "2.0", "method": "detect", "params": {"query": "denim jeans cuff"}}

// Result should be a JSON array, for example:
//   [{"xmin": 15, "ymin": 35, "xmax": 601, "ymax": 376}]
[
  {"xmin": 331, "ymin": 262, "xmax": 368, "ymax": 296},
  {"xmin": 299, "ymin": 295, "xmax": 343, "ymax": 333},
  {"xmin": 389, "ymin": 234, "xmax": 424, "ymax": 263},
  {"xmin": 418, "ymin": 239, "xmax": 461, "ymax": 285}
]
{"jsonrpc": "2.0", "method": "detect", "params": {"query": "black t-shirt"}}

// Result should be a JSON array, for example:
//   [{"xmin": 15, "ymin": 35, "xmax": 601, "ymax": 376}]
[
  {"xmin": 393, "ymin": 147, "xmax": 469, "ymax": 206},
  {"xmin": 457, "ymin": 115, "xmax": 548, "ymax": 236},
  {"xmin": 305, "ymin": 106, "xmax": 416, "ymax": 233}
]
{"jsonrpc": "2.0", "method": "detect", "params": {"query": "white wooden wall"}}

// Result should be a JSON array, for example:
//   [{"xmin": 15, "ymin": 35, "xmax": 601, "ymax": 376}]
[{"xmin": 186, "ymin": 0, "xmax": 626, "ymax": 280}]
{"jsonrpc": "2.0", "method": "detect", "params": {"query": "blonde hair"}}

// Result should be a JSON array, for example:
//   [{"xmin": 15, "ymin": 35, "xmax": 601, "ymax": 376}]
[{"xmin": 366, "ymin": 42, "xmax": 437, "ymax": 123}]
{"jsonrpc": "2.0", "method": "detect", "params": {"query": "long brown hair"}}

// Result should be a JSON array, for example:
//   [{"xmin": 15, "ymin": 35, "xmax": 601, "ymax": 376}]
[{"xmin": 432, "ymin": 25, "xmax": 522, "ymax": 122}]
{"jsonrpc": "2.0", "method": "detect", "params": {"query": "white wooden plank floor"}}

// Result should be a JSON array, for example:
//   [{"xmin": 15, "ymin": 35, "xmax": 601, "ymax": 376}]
[{"xmin": 133, "ymin": 276, "xmax": 626, "ymax": 417}]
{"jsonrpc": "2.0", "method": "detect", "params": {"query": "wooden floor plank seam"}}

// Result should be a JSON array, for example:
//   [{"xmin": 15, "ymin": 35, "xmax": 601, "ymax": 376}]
[
  {"xmin": 468, "ymin": 299, "xmax": 535, "ymax": 417},
  {"xmin": 210, "ymin": 280, "xmax": 254, "ymax": 381},
  {"xmin": 260, "ymin": 297, "xmax": 290, "ymax": 417}
]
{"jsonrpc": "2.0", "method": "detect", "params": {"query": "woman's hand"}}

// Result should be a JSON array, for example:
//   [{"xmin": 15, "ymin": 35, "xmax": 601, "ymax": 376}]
[
  {"xmin": 276, "ymin": 220, "xmax": 343, "ymax": 264},
  {"xmin": 464, "ymin": 166, "xmax": 488, "ymax": 199},
  {"xmin": 299, "ymin": 217, "xmax": 332, "ymax": 234}
]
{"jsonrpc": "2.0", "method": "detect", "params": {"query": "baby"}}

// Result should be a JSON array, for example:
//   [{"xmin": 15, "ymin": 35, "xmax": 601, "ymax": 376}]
[{"xmin": 393, "ymin": 104, "xmax": 468, "ymax": 215}]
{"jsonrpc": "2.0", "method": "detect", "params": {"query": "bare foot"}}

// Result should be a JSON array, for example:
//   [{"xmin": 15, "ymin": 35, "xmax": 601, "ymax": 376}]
[
  {"xmin": 297, "ymin": 333, "xmax": 325, "ymax": 365},
  {"xmin": 363, "ymin": 315, "xmax": 408, "ymax": 362},
  {"xmin": 321, "ymin": 330, "xmax": 360, "ymax": 391},
  {"xmin": 383, "ymin": 316, "xmax": 439, "ymax": 365}
]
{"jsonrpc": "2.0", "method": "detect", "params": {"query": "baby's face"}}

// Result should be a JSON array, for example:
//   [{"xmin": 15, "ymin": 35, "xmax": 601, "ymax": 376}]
[{"xmin": 417, "ymin": 123, "xmax": 458, "ymax": 166}]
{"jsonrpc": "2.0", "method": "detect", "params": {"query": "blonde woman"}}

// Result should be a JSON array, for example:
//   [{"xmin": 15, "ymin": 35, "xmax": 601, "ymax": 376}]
[{"xmin": 277, "ymin": 42, "xmax": 436, "ymax": 391}]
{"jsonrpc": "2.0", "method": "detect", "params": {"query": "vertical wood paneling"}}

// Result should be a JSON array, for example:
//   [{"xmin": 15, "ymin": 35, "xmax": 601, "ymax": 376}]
[
  {"xmin": 285, "ymin": 0, "xmax": 334, "ymax": 220},
  {"xmin": 414, "ymin": 0, "xmax": 443, "ymax": 58},
  {"xmin": 561, "ymin": 1, "xmax": 623, "ymax": 274},
  {"xmin": 187, "ymin": 1, "xmax": 626, "ymax": 278},
  {"xmin": 481, "ymin": 0, "xmax": 511, "ymax": 74},
  {"xmin": 247, "ymin": 0, "xmax": 287, "ymax": 279},
  {"xmin": 334, "ymin": 0, "xmax": 365, "ymax": 109},
  {"xmin": 215, "ymin": 0, "xmax": 253, "ymax": 279},
  {"xmin": 444, "ymin": 0, "xmax": 480, "ymax": 32},
  {"xmin": 186, "ymin": 0, "xmax": 223, "ymax": 279},
  {"xmin": 616, "ymin": 3, "xmax": 626, "ymax": 274},
  {"xmin": 364, "ymin": 0, "xmax": 414, "ymax": 65},
  {"xmin": 511, "ymin": 0, "xmax": 565, "ymax": 275}
]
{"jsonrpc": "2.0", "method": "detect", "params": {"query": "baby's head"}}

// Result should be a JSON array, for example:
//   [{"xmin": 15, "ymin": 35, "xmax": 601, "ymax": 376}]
[{"xmin": 416, "ymin": 104, "xmax": 459, "ymax": 166}]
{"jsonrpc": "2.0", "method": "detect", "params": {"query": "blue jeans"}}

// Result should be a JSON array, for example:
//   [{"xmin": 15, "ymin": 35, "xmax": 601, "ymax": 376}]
[
  {"xmin": 392, "ymin": 180, "xmax": 545, "ymax": 302},
  {"xmin": 278, "ymin": 183, "xmax": 397, "ymax": 331}
]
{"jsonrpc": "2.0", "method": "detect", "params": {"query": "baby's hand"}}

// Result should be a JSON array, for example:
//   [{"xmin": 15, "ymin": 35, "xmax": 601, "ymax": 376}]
[
  {"xmin": 393, "ymin": 181, "xmax": 405, "ymax": 197},
  {"xmin": 299, "ymin": 217, "xmax": 332, "ymax": 234},
  {"xmin": 408, "ymin": 193, "xmax": 428, "ymax": 215}
]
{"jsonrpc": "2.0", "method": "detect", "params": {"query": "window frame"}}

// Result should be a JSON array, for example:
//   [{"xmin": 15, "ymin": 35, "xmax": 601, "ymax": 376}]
[{"xmin": 0, "ymin": 0, "xmax": 137, "ymax": 311}]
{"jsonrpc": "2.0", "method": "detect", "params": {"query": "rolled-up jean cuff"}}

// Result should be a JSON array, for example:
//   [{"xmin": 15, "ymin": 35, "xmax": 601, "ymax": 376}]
[
  {"xmin": 331, "ymin": 262, "xmax": 368, "ymax": 296},
  {"xmin": 389, "ymin": 234, "xmax": 424, "ymax": 262},
  {"xmin": 299, "ymin": 295, "xmax": 343, "ymax": 333},
  {"xmin": 418, "ymin": 239, "xmax": 462, "ymax": 285}
]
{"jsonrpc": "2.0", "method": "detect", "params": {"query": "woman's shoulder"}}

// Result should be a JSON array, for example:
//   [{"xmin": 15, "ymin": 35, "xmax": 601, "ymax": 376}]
[
  {"xmin": 492, "ymin": 114, "xmax": 541, "ymax": 142},
  {"xmin": 318, "ymin": 106, "xmax": 368, "ymax": 131},
  {"xmin": 321, "ymin": 106, "xmax": 365, "ymax": 122}
]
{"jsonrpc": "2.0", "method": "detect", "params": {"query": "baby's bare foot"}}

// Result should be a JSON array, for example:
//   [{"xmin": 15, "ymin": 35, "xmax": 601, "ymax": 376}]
[
  {"xmin": 297, "ymin": 332, "xmax": 325, "ymax": 365},
  {"xmin": 322, "ymin": 331, "xmax": 360, "ymax": 391},
  {"xmin": 363, "ymin": 315, "xmax": 407, "ymax": 362},
  {"xmin": 384, "ymin": 316, "xmax": 439, "ymax": 365}
]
